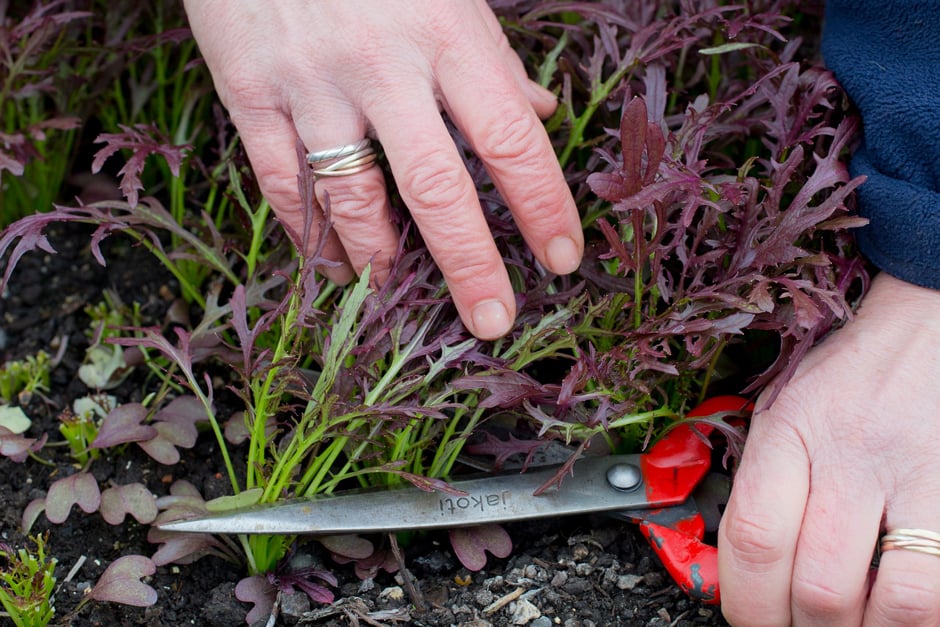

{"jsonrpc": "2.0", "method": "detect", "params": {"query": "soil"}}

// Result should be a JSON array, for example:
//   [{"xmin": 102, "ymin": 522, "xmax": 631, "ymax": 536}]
[{"xmin": 0, "ymin": 224, "xmax": 731, "ymax": 627}]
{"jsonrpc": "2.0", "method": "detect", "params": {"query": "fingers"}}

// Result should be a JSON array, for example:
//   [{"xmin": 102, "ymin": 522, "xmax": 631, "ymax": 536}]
[
  {"xmin": 291, "ymin": 99, "xmax": 400, "ymax": 286},
  {"xmin": 473, "ymin": 0, "xmax": 558, "ymax": 119},
  {"xmin": 718, "ymin": 404, "xmax": 809, "ymax": 626},
  {"xmin": 366, "ymin": 84, "xmax": 516, "ymax": 339},
  {"xmin": 788, "ymin": 462, "xmax": 882, "ymax": 626},
  {"xmin": 866, "ymin": 490, "xmax": 940, "ymax": 625},
  {"xmin": 226, "ymin": 104, "xmax": 354, "ymax": 284},
  {"xmin": 867, "ymin": 546, "xmax": 940, "ymax": 626},
  {"xmin": 436, "ymin": 13, "xmax": 583, "ymax": 278}
]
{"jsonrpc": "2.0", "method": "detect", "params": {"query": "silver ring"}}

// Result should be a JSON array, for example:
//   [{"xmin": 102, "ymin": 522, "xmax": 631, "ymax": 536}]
[
  {"xmin": 881, "ymin": 528, "xmax": 940, "ymax": 558},
  {"xmin": 306, "ymin": 138, "xmax": 377, "ymax": 178}
]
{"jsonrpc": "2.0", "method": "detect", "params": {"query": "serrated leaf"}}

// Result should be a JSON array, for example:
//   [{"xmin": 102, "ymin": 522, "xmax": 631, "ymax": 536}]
[{"xmin": 89, "ymin": 555, "xmax": 158, "ymax": 607}]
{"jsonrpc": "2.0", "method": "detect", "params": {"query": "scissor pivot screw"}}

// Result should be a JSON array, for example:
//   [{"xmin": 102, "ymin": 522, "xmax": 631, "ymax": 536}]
[{"xmin": 606, "ymin": 463, "xmax": 642, "ymax": 492}]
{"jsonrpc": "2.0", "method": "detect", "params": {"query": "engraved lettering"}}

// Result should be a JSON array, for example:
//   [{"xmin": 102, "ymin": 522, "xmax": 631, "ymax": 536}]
[{"xmin": 438, "ymin": 491, "xmax": 512, "ymax": 516}]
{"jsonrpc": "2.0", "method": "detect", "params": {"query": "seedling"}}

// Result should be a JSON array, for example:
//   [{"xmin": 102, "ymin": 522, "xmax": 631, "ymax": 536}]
[
  {"xmin": 0, "ymin": 352, "xmax": 51, "ymax": 405},
  {"xmin": 0, "ymin": 534, "xmax": 57, "ymax": 627}
]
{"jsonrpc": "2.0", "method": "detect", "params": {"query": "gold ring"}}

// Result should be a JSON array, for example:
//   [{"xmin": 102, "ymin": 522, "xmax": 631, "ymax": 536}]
[{"xmin": 881, "ymin": 528, "xmax": 940, "ymax": 557}]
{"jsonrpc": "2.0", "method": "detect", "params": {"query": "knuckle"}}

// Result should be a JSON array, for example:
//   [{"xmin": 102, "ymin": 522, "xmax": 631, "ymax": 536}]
[
  {"xmin": 399, "ymin": 155, "xmax": 473, "ymax": 212},
  {"xmin": 874, "ymin": 576, "xmax": 940, "ymax": 624},
  {"xmin": 257, "ymin": 173, "xmax": 300, "ymax": 212},
  {"xmin": 791, "ymin": 573, "xmax": 856, "ymax": 617},
  {"xmin": 443, "ymin": 253, "xmax": 504, "ymax": 289},
  {"xmin": 318, "ymin": 177, "xmax": 387, "ymax": 223},
  {"xmin": 474, "ymin": 107, "xmax": 543, "ymax": 165},
  {"xmin": 721, "ymin": 512, "xmax": 789, "ymax": 568}
]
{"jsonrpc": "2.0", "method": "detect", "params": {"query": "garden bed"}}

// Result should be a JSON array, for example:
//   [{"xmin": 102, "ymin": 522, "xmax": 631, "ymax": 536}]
[
  {"xmin": 1, "ymin": 224, "xmax": 726, "ymax": 625},
  {"xmin": 2, "ymin": 2, "xmax": 865, "ymax": 625}
]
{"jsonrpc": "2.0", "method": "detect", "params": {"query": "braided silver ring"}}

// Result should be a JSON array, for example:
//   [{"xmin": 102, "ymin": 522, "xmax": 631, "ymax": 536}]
[{"xmin": 306, "ymin": 138, "xmax": 377, "ymax": 177}]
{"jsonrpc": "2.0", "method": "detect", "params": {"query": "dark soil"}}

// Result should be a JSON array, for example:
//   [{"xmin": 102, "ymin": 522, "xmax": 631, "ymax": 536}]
[{"xmin": 0, "ymin": 225, "xmax": 731, "ymax": 626}]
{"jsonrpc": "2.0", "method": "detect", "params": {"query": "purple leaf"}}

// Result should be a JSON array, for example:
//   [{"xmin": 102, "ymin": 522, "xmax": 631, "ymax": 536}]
[
  {"xmin": 45, "ymin": 472, "xmax": 101, "ymax": 524},
  {"xmin": 136, "ymin": 426, "xmax": 182, "ymax": 465},
  {"xmin": 92, "ymin": 403, "xmax": 156, "ymax": 448},
  {"xmin": 0, "ymin": 426, "xmax": 45, "ymax": 463},
  {"xmin": 464, "ymin": 433, "xmax": 544, "ymax": 471},
  {"xmin": 319, "ymin": 535, "xmax": 374, "ymax": 561},
  {"xmin": 92, "ymin": 124, "xmax": 190, "ymax": 207},
  {"xmin": 100, "ymin": 483, "xmax": 158, "ymax": 526},
  {"xmin": 89, "ymin": 555, "xmax": 158, "ymax": 607},
  {"xmin": 21, "ymin": 498, "xmax": 46, "ymax": 534},
  {"xmin": 235, "ymin": 575, "xmax": 276, "ymax": 625},
  {"xmin": 448, "ymin": 524, "xmax": 512, "ymax": 571}
]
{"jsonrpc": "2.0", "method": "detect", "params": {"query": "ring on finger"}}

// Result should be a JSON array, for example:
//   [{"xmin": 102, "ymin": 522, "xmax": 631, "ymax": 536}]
[
  {"xmin": 307, "ymin": 138, "xmax": 378, "ymax": 177},
  {"xmin": 881, "ymin": 528, "xmax": 940, "ymax": 557}
]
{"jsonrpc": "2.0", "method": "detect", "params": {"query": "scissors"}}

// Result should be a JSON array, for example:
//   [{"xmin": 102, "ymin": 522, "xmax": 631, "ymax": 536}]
[{"xmin": 158, "ymin": 396, "xmax": 750, "ymax": 605}]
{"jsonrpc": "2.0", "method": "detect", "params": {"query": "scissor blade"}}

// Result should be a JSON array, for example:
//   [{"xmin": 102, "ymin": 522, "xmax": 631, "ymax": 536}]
[{"xmin": 158, "ymin": 454, "xmax": 674, "ymax": 535}]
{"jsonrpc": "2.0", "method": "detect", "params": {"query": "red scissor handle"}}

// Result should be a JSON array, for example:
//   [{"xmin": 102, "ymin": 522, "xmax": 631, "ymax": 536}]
[{"xmin": 638, "ymin": 395, "xmax": 752, "ymax": 605}]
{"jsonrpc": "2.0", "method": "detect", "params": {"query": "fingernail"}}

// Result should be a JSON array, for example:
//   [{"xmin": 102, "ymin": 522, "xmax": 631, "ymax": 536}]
[
  {"xmin": 471, "ymin": 299, "xmax": 511, "ymax": 340},
  {"xmin": 546, "ymin": 235, "xmax": 582, "ymax": 274},
  {"xmin": 529, "ymin": 81, "xmax": 557, "ymax": 104}
]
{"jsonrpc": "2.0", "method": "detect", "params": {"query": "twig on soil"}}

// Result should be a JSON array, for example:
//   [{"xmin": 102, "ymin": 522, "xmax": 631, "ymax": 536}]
[
  {"xmin": 482, "ymin": 586, "xmax": 523, "ymax": 615},
  {"xmin": 388, "ymin": 533, "xmax": 425, "ymax": 613}
]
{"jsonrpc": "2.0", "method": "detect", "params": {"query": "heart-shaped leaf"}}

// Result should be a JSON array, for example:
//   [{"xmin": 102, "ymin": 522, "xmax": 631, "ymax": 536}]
[
  {"xmin": 448, "ymin": 524, "xmax": 512, "ymax": 571},
  {"xmin": 235, "ymin": 575, "xmax": 277, "ymax": 625},
  {"xmin": 92, "ymin": 403, "xmax": 156, "ymax": 448},
  {"xmin": 45, "ymin": 472, "xmax": 101, "ymax": 523},
  {"xmin": 100, "ymin": 483, "xmax": 158, "ymax": 525},
  {"xmin": 89, "ymin": 555, "xmax": 158, "ymax": 607}
]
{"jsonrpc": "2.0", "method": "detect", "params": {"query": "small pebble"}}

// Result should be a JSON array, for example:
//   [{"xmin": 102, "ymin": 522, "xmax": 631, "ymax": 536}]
[
  {"xmin": 378, "ymin": 586, "xmax": 404, "ymax": 602},
  {"xmin": 530, "ymin": 617, "xmax": 553, "ymax": 627},
  {"xmin": 510, "ymin": 598, "xmax": 541, "ymax": 625},
  {"xmin": 278, "ymin": 590, "xmax": 310, "ymax": 625},
  {"xmin": 616, "ymin": 574, "xmax": 644, "ymax": 591},
  {"xmin": 475, "ymin": 589, "xmax": 495, "ymax": 606}
]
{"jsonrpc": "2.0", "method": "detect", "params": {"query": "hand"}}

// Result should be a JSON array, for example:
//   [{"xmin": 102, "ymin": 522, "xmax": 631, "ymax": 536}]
[
  {"xmin": 183, "ymin": 0, "xmax": 583, "ymax": 340},
  {"xmin": 719, "ymin": 273, "xmax": 940, "ymax": 625}
]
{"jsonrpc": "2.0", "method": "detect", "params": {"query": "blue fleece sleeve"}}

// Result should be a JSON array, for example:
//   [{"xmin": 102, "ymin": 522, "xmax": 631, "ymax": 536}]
[{"xmin": 822, "ymin": 1, "xmax": 940, "ymax": 289}]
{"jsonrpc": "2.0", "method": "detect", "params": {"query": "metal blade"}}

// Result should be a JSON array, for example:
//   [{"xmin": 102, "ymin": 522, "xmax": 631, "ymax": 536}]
[{"xmin": 157, "ymin": 454, "xmax": 681, "ymax": 535}]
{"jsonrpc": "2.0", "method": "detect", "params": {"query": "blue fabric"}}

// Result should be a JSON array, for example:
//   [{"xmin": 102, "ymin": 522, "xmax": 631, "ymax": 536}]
[{"xmin": 822, "ymin": 1, "xmax": 940, "ymax": 289}]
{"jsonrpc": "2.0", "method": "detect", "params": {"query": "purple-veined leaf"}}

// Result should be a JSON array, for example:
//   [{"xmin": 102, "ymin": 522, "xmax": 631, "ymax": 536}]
[
  {"xmin": 89, "ymin": 555, "xmax": 158, "ymax": 607},
  {"xmin": 45, "ymin": 472, "xmax": 101, "ymax": 523}
]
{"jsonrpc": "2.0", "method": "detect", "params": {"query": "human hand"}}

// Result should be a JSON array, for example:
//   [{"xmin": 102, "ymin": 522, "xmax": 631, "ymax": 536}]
[
  {"xmin": 183, "ymin": 0, "xmax": 583, "ymax": 340},
  {"xmin": 719, "ymin": 273, "xmax": 940, "ymax": 625}
]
